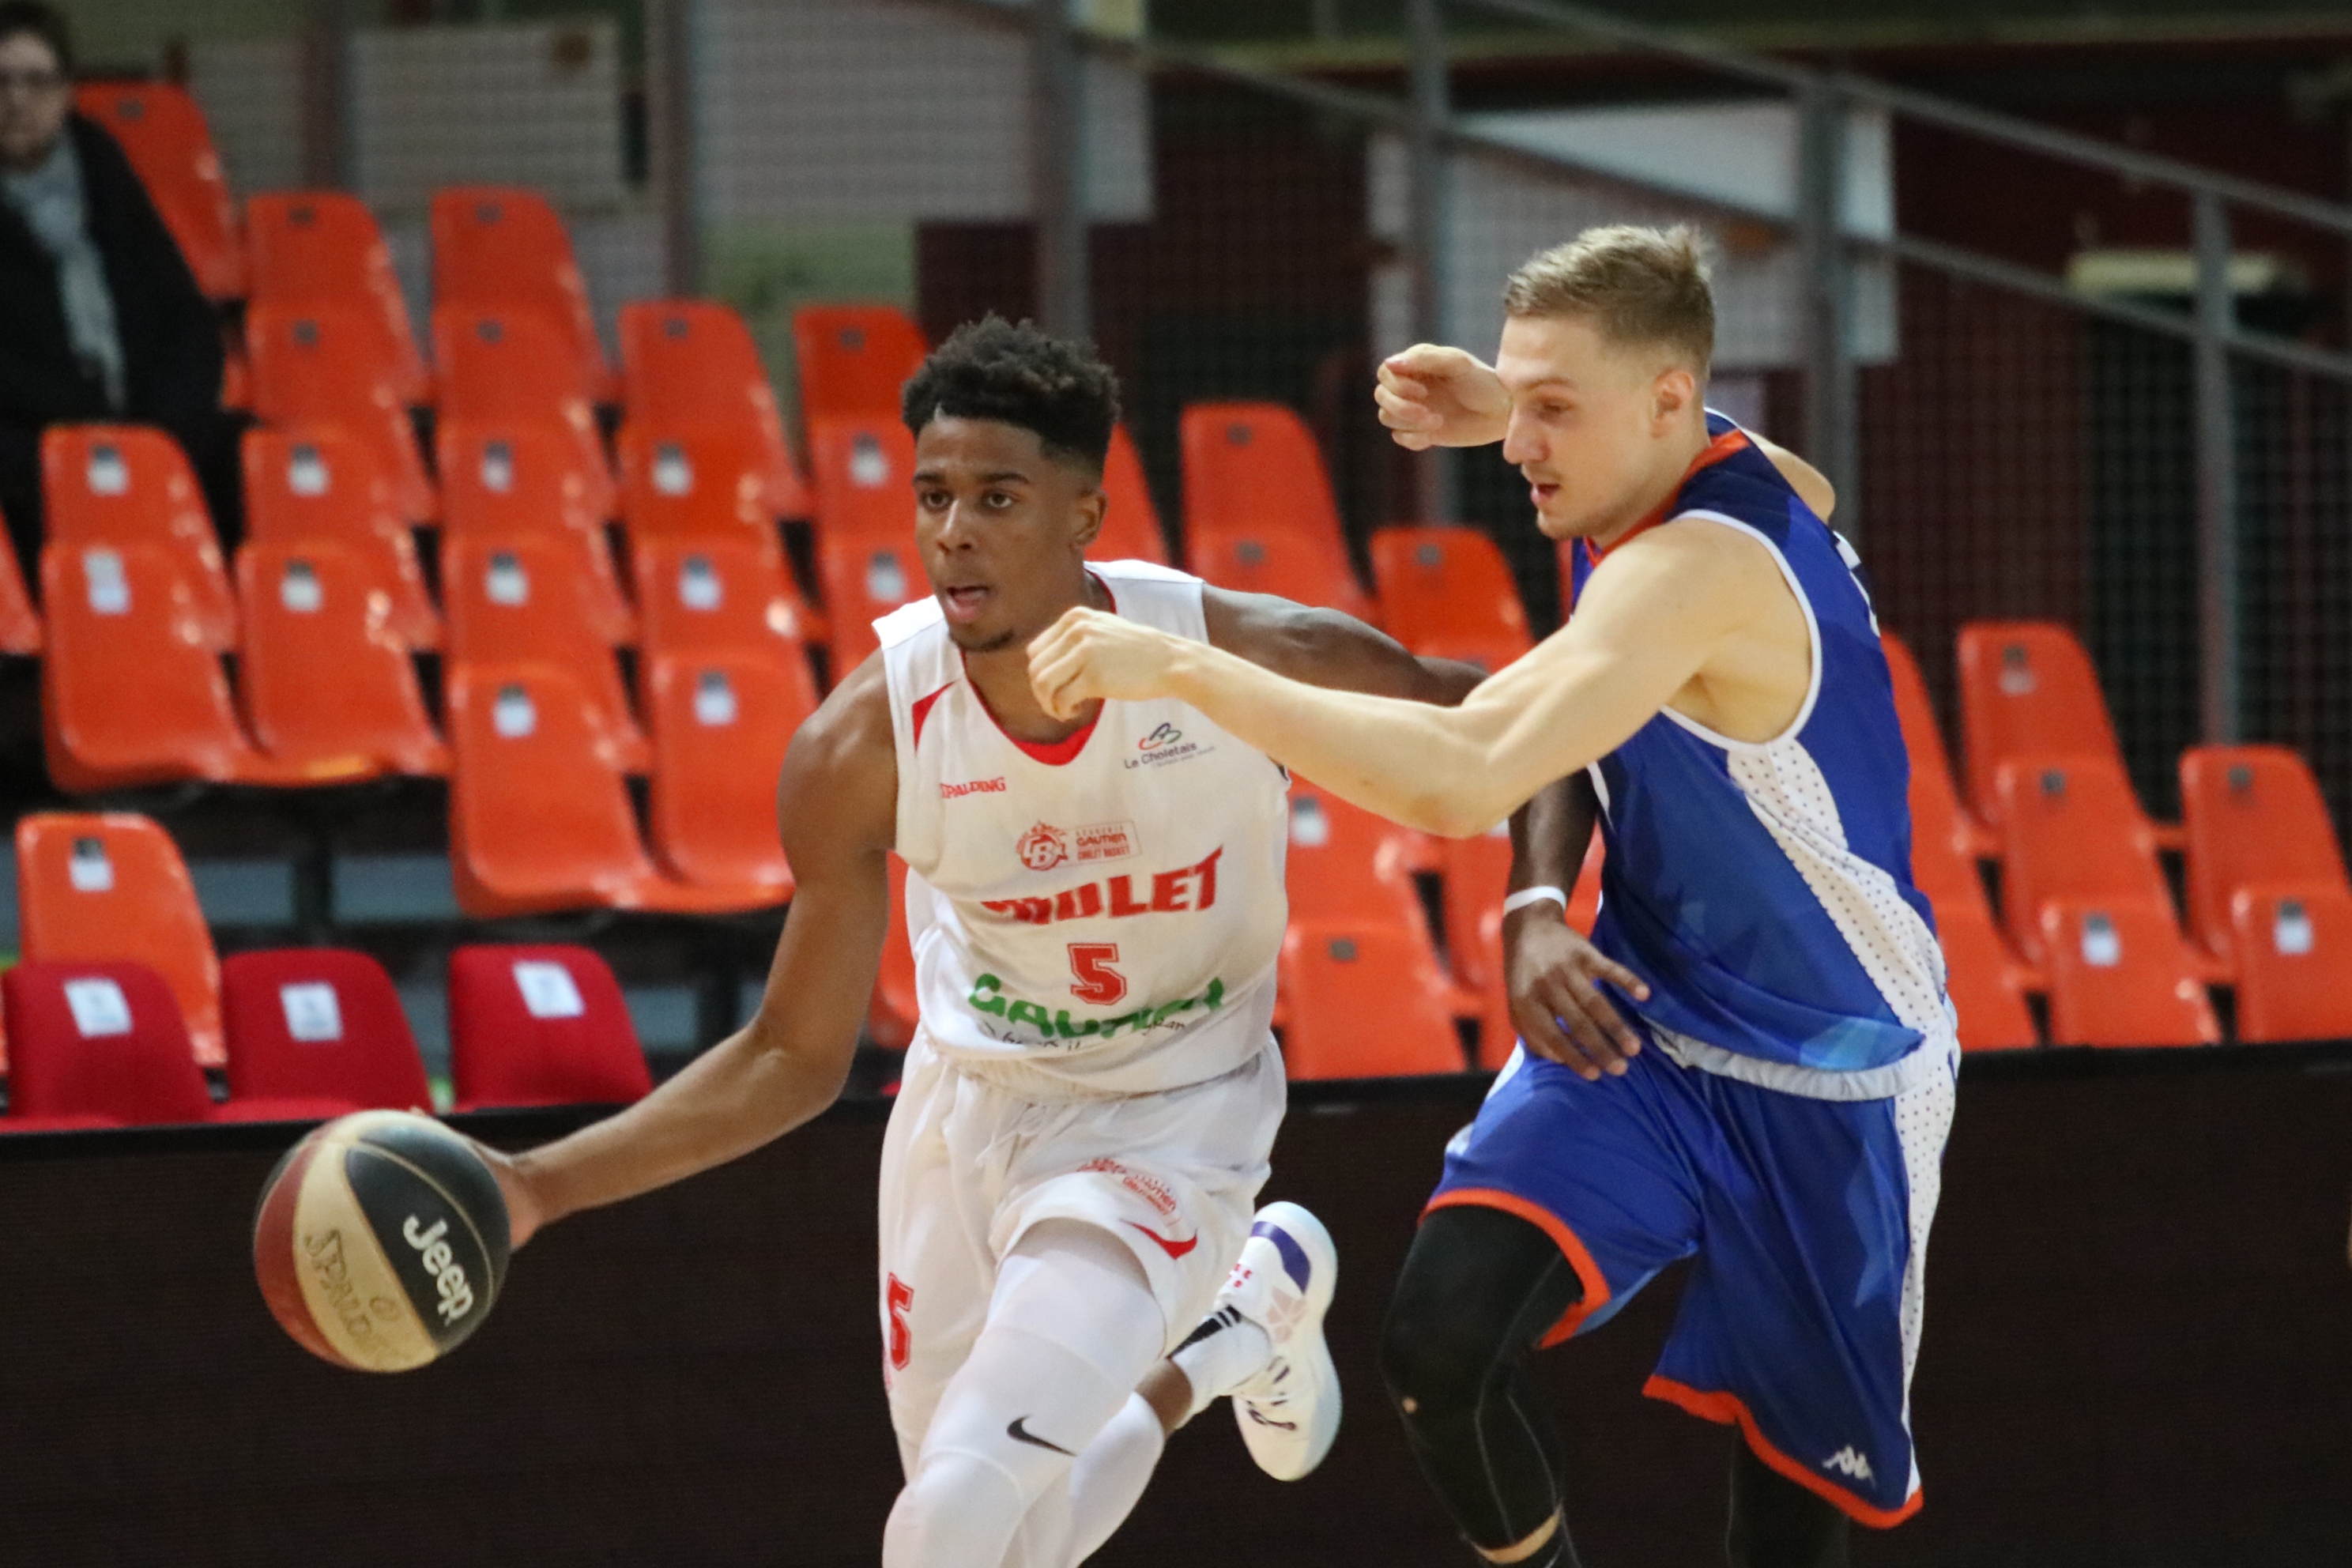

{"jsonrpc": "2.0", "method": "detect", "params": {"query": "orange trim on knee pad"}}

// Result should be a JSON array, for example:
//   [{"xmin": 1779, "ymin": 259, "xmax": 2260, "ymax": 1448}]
[
  {"xmin": 1642, "ymin": 1374, "xmax": 1923, "ymax": 1529},
  {"xmin": 1422, "ymin": 1187, "xmax": 1611, "ymax": 1348}
]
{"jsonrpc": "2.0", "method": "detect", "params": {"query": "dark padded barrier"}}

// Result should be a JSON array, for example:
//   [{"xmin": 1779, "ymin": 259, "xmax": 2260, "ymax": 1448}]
[{"xmin": 2, "ymin": 1046, "xmax": 2347, "ymax": 1566}]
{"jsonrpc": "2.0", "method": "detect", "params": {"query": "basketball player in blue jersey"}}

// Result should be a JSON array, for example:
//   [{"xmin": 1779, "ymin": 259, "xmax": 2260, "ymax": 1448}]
[{"xmin": 1029, "ymin": 224, "xmax": 1958, "ymax": 1568}]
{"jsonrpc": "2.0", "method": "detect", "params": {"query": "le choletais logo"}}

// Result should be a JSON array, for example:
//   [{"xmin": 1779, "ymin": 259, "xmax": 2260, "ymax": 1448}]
[{"xmin": 1129, "ymin": 722, "xmax": 1205, "ymax": 770}]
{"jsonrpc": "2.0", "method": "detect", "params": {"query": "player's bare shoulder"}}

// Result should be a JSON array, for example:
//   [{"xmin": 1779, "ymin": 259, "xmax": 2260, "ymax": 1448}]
[{"xmin": 776, "ymin": 650, "xmax": 899, "ymax": 855}]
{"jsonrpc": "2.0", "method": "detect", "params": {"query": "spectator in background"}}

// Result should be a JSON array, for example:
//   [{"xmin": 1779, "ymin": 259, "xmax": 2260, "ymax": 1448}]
[{"xmin": 0, "ymin": 1, "xmax": 241, "ymax": 590}]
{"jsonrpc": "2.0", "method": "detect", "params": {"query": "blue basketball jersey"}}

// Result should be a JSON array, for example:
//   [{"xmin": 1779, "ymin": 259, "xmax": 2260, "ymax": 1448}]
[{"xmin": 1568, "ymin": 415, "xmax": 1953, "ymax": 1096}]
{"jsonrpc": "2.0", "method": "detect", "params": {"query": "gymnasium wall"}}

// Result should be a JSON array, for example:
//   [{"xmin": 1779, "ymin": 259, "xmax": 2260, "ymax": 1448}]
[{"xmin": 5, "ymin": 1047, "xmax": 2348, "ymax": 1566}]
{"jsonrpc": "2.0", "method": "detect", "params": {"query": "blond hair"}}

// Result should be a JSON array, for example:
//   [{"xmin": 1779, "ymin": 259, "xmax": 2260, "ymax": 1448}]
[{"xmin": 1501, "ymin": 224, "xmax": 1715, "ymax": 372}]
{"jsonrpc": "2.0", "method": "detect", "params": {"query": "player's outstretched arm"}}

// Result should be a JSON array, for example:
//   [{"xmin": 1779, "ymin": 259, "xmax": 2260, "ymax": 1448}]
[
  {"xmin": 1200, "ymin": 586, "xmax": 1483, "ymax": 704},
  {"xmin": 1031, "ymin": 519, "xmax": 1777, "ymax": 839},
  {"xmin": 483, "ymin": 660, "xmax": 900, "ymax": 1246},
  {"xmin": 1374, "ymin": 345, "xmax": 1511, "ymax": 451}
]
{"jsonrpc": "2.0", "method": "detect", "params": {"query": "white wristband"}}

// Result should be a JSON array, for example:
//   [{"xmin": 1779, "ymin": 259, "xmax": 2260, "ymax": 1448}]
[{"xmin": 1502, "ymin": 885, "xmax": 1569, "ymax": 916}]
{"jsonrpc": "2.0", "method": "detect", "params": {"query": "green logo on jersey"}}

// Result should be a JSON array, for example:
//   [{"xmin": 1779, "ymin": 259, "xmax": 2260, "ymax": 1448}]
[{"xmin": 967, "ymin": 973, "xmax": 1227, "ymax": 1041}]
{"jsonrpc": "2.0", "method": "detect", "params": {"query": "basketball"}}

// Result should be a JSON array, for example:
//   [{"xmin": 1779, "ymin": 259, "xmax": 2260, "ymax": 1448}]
[{"xmin": 252, "ymin": 1110, "xmax": 511, "ymax": 1373}]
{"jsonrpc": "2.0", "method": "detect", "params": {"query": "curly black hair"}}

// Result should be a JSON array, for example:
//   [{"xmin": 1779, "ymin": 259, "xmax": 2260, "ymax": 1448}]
[{"xmin": 900, "ymin": 315, "xmax": 1120, "ymax": 478}]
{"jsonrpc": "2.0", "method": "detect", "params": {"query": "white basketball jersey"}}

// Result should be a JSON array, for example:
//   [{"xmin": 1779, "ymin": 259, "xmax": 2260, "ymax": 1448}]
[{"xmin": 878, "ymin": 560, "xmax": 1289, "ymax": 1095}]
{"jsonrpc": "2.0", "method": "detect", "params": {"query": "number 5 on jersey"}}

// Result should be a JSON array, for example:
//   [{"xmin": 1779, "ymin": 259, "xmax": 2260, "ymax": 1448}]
[{"xmin": 1068, "ymin": 943, "xmax": 1128, "ymax": 1005}]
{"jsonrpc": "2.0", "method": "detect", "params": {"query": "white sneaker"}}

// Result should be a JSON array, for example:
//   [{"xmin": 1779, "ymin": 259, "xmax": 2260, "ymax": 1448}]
[{"xmin": 1219, "ymin": 1201, "xmax": 1340, "ymax": 1481}]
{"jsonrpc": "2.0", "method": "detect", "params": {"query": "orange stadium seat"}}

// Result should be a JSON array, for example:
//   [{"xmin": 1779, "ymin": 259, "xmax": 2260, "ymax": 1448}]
[
  {"xmin": 1286, "ymin": 778, "xmax": 1433, "ymax": 937},
  {"xmin": 41, "ymin": 424, "xmax": 236, "ymax": 649},
  {"xmin": 2037, "ymin": 899, "xmax": 2218, "ymax": 1048},
  {"xmin": 39, "ymin": 544, "xmax": 328, "ymax": 791},
  {"xmin": 446, "ymin": 664, "xmax": 780, "ymax": 917},
  {"xmin": 2178, "ymin": 745, "xmax": 2352, "ymax": 967},
  {"xmin": 1370, "ymin": 524, "xmax": 1532, "ymax": 673},
  {"xmin": 1094, "ymin": 425, "xmax": 1168, "ymax": 564},
  {"xmin": 2226, "ymin": 885, "xmax": 2352, "ymax": 1043},
  {"xmin": 1957, "ymin": 621, "xmax": 2154, "ymax": 833},
  {"xmin": 430, "ymin": 187, "xmax": 614, "ymax": 402},
  {"xmin": 0, "ymin": 503, "xmax": 40, "ymax": 653},
  {"xmin": 16, "ymin": 812, "xmax": 224, "ymax": 1067},
  {"xmin": 1180, "ymin": 402, "xmax": 1374, "ymax": 623},
  {"xmin": 793, "ymin": 303, "xmax": 928, "ymax": 424},
  {"xmin": 1883, "ymin": 630, "xmax": 1992, "ymax": 858},
  {"xmin": 236, "ymin": 541, "xmax": 449, "ymax": 778},
  {"xmin": 807, "ymin": 418, "xmax": 924, "ymax": 674},
  {"xmin": 221, "ymin": 949, "xmax": 432, "ymax": 1113},
  {"xmin": 241, "ymin": 428, "xmax": 439, "ymax": 649},
  {"xmin": 432, "ymin": 310, "xmax": 616, "ymax": 519},
  {"xmin": 439, "ymin": 420, "xmax": 634, "ymax": 645},
  {"xmin": 632, "ymin": 535, "xmax": 814, "ymax": 658},
  {"xmin": 1994, "ymin": 756, "xmax": 2179, "ymax": 967},
  {"xmin": 74, "ymin": 83, "xmax": 244, "ymax": 300},
  {"xmin": 1280, "ymin": 923, "xmax": 1468, "ymax": 1080},
  {"xmin": 447, "ymin": 944, "xmax": 652, "ymax": 1111},
  {"xmin": 619, "ymin": 300, "xmax": 810, "ymax": 518},
  {"xmin": 871, "ymin": 854, "xmax": 920, "ymax": 1050},
  {"xmin": 645, "ymin": 653, "xmax": 808, "ymax": 898},
  {"xmin": 616, "ymin": 422, "xmax": 790, "ymax": 564},
  {"xmin": 245, "ymin": 191, "xmax": 430, "ymax": 405},
  {"xmin": 442, "ymin": 534, "xmax": 646, "ymax": 772},
  {"xmin": 247, "ymin": 303, "xmax": 437, "ymax": 522},
  {"xmin": 1936, "ymin": 903, "xmax": 2040, "ymax": 1051}
]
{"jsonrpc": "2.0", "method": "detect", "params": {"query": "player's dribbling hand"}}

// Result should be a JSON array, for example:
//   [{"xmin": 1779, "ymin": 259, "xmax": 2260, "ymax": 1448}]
[
  {"xmin": 1504, "ymin": 906, "xmax": 1652, "ymax": 1081},
  {"xmin": 1027, "ymin": 606, "xmax": 1182, "ymax": 721},
  {"xmin": 471, "ymin": 1141, "xmax": 546, "ymax": 1250},
  {"xmin": 1375, "ymin": 345, "xmax": 1513, "ymax": 450}
]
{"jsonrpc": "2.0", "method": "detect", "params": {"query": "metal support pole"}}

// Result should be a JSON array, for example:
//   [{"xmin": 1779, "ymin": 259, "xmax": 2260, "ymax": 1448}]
[
  {"xmin": 1796, "ymin": 81, "xmax": 1859, "ymax": 544},
  {"xmin": 300, "ymin": 0, "xmax": 355, "ymax": 190},
  {"xmin": 1405, "ymin": 0, "xmax": 1456, "ymax": 523},
  {"xmin": 646, "ymin": 0, "xmax": 701, "ymax": 296},
  {"xmin": 1031, "ymin": 0, "xmax": 1090, "ymax": 341},
  {"xmin": 2192, "ymin": 190, "xmax": 2242, "ymax": 744}
]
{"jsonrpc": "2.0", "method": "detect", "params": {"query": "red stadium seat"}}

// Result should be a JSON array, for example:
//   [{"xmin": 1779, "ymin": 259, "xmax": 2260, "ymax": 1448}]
[
  {"xmin": 446, "ymin": 664, "xmax": 782, "ymax": 917},
  {"xmin": 645, "ymin": 654, "xmax": 808, "ymax": 897},
  {"xmin": 1370, "ymin": 525, "xmax": 1532, "ymax": 673},
  {"xmin": 2227, "ymin": 885, "xmax": 2352, "ymax": 1043},
  {"xmin": 1936, "ymin": 903, "xmax": 2040, "ymax": 1051},
  {"xmin": 41, "ymin": 424, "xmax": 236, "ymax": 649},
  {"xmin": 1286, "ymin": 778, "xmax": 1433, "ymax": 937},
  {"xmin": 1957, "ymin": 622, "xmax": 2149, "ymax": 833},
  {"xmin": 439, "ymin": 420, "xmax": 634, "ymax": 645},
  {"xmin": 1279, "ymin": 923, "xmax": 1468, "ymax": 1080},
  {"xmin": 1994, "ymin": 756, "xmax": 2178, "ymax": 968},
  {"xmin": 74, "ymin": 83, "xmax": 243, "ymax": 299},
  {"xmin": 241, "ymin": 428, "xmax": 439, "ymax": 649},
  {"xmin": 432, "ymin": 310, "xmax": 616, "ymax": 519},
  {"xmin": 442, "ymin": 534, "xmax": 646, "ymax": 772},
  {"xmin": 2177, "ymin": 745, "xmax": 2352, "ymax": 968},
  {"xmin": 4, "ymin": 960, "xmax": 213, "ymax": 1126},
  {"xmin": 1094, "ymin": 425, "xmax": 1167, "ymax": 564},
  {"xmin": 430, "ymin": 187, "xmax": 613, "ymax": 402},
  {"xmin": 220, "ymin": 949, "xmax": 432, "ymax": 1112},
  {"xmin": 1180, "ymin": 402, "xmax": 1375, "ymax": 623},
  {"xmin": 807, "ymin": 418, "xmax": 924, "ymax": 674},
  {"xmin": 236, "ymin": 542, "xmax": 449, "ymax": 778},
  {"xmin": 247, "ymin": 302, "xmax": 437, "ymax": 522},
  {"xmin": 39, "ymin": 544, "xmax": 328, "ymax": 791},
  {"xmin": 0, "ymin": 502, "xmax": 40, "ymax": 653},
  {"xmin": 793, "ymin": 303, "xmax": 927, "ymax": 424},
  {"xmin": 871, "ymin": 854, "xmax": 920, "ymax": 1050},
  {"xmin": 447, "ymin": 944, "xmax": 651, "ymax": 1111},
  {"xmin": 619, "ymin": 300, "xmax": 810, "ymax": 518},
  {"xmin": 16, "ymin": 812, "xmax": 224, "ymax": 1067},
  {"xmin": 616, "ymin": 422, "xmax": 790, "ymax": 569},
  {"xmin": 2037, "ymin": 899, "xmax": 2218, "ymax": 1048},
  {"xmin": 632, "ymin": 535, "xmax": 815, "ymax": 658},
  {"xmin": 246, "ymin": 191, "xmax": 430, "ymax": 405}
]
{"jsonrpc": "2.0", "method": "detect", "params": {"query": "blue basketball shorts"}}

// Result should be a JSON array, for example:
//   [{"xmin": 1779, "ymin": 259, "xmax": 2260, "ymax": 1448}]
[{"xmin": 1426, "ymin": 1027, "xmax": 1958, "ymax": 1527}]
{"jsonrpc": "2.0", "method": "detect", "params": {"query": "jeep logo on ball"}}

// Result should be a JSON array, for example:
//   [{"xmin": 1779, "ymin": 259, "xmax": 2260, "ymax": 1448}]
[{"xmin": 403, "ymin": 1216, "xmax": 477, "ymax": 1324}]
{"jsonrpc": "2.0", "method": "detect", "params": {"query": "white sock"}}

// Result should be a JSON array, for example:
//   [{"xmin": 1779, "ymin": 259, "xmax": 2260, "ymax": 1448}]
[
  {"xmin": 1167, "ymin": 1307, "xmax": 1273, "ymax": 1419},
  {"xmin": 1063, "ymin": 1393, "xmax": 1166, "ymax": 1565}
]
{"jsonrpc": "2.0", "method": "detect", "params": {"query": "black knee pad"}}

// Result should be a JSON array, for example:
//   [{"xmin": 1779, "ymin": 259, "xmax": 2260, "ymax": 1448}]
[{"xmin": 1381, "ymin": 1204, "xmax": 1582, "ymax": 1423}]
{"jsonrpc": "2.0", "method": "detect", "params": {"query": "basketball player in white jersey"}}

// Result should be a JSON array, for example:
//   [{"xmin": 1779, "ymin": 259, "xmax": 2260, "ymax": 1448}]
[{"xmin": 473, "ymin": 317, "xmax": 1484, "ymax": 1567}]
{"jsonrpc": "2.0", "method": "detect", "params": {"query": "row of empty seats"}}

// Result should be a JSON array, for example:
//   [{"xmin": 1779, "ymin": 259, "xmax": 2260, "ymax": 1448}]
[{"xmin": 4, "ymin": 941, "xmax": 654, "ymax": 1132}]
